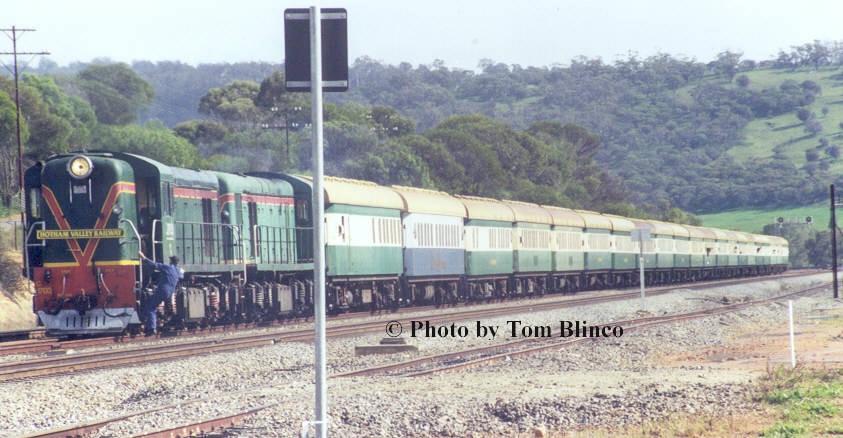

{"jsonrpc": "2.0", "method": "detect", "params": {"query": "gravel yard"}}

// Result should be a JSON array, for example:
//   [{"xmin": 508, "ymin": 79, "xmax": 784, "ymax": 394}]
[{"xmin": 1, "ymin": 273, "xmax": 840, "ymax": 437}]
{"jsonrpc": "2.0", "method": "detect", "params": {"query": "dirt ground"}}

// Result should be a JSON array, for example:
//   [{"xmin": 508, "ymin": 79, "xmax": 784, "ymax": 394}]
[
  {"xmin": 0, "ymin": 249, "xmax": 36, "ymax": 331},
  {"xmin": 663, "ymin": 306, "xmax": 843, "ymax": 371}
]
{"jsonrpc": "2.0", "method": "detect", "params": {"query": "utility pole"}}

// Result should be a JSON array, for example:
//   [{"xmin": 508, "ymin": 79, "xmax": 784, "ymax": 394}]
[
  {"xmin": 1, "ymin": 26, "xmax": 49, "ymax": 243},
  {"xmin": 831, "ymin": 185, "xmax": 840, "ymax": 299}
]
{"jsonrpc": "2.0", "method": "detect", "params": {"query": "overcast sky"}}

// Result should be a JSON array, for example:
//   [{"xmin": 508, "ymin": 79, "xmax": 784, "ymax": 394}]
[{"xmin": 3, "ymin": 0, "xmax": 843, "ymax": 71}]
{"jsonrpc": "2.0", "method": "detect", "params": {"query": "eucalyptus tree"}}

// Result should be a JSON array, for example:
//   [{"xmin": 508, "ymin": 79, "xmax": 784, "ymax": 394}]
[{"xmin": 76, "ymin": 63, "xmax": 155, "ymax": 125}]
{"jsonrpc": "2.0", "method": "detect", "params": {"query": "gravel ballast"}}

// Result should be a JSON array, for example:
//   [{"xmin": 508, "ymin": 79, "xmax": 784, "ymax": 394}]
[{"xmin": 0, "ymin": 273, "xmax": 839, "ymax": 437}]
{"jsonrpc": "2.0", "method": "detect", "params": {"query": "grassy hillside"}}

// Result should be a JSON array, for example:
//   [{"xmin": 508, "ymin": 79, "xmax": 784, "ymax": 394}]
[
  {"xmin": 698, "ymin": 202, "xmax": 828, "ymax": 233},
  {"xmin": 700, "ymin": 67, "xmax": 843, "ymax": 233},
  {"xmin": 728, "ymin": 67, "xmax": 843, "ymax": 171}
]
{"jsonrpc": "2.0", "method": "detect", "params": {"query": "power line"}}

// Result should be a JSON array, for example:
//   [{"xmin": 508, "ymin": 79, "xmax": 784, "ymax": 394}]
[{"xmin": 0, "ymin": 25, "xmax": 49, "ymax": 243}]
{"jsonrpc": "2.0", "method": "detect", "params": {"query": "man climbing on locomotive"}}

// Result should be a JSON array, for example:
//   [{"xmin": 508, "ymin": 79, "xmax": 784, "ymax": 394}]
[{"xmin": 138, "ymin": 251, "xmax": 181, "ymax": 336}]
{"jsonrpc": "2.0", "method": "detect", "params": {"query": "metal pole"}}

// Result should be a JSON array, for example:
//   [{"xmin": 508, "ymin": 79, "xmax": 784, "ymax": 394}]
[
  {"xmin": 284, "ymin": 110, "xmax": 290, "ymax": 160},
  {"xmin": 638, "ymin": 236, "xmax": 645, "ymax": 307},
  {"xmin": 11, "ymin": 26, "xmax": 25, "ymax": 249},
  {"xmin": 788, "ymin": 300, "xmax": 796, "ymax": 368},
  {"xmin": 310, "ymin": 6, "xmax": 328, "ymax": 438},
  {"xmin": 831, "ymin": 185, "xmax": 839, "ymax": 299}
]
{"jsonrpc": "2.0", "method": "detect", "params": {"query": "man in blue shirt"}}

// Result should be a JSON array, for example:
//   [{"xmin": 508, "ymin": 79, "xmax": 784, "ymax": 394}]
[{"xmin": 138, "ymin": 251, "xmax": 182, "ymax": 336}]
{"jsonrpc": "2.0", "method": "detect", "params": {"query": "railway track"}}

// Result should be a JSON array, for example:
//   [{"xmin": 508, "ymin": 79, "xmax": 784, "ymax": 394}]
[
  {"xmin": 1, "ymin": 271, "xmax": 820, "ymax": 382},
  {"xmin": 0, "ymin": 328, "xmax": 45, "ymax": 343},
  {"xmin": 1, "ymin": 269, "xmax": 818, "ymax": 359},
  {"xmin": 13, "ymin": 273, "xmax": 829, "ymax": 438},
  {"xmin": 336, "ymin": 281, "xmax": 829, "ymax": 378}
]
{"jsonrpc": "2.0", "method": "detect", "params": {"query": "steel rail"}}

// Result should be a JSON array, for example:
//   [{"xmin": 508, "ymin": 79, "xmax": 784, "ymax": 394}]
[
  {"xmin": 2, "ymin": 269, "xmax": 816, "ymax": 359},
  {"xmin": 337, "ymin": 283, "xmax": 828, "ymax": 378},
  {"xmin": 0, "ymin": 271, "xmax": 824, "ymax": 380},
  {"xmin": 14, "ymin": 275, "xmax": 827, "ymax": 438}
]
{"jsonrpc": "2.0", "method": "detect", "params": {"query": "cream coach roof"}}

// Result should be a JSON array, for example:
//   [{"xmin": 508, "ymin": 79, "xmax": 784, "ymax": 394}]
[
  {"xmin": 575, "ymin": 210, "xmax": 613, "ymax": 230},
  {"xmin": 630, "ymin": 219, "xmax": 674, "ymax": 235},
  {"xmin": 685, "ymin": 225, "xmax": 717, "ymax": 240},
  {"xmin": 724, "ymin": 230, "xmax": 751, "ymax": 243},
  {"xmin": 767, "ymin": 235, "xmax": 788, "ymax": 246},
  {"xmin": 501, "ymin": 200, "xmax": 553, "ymax": 224},
  {"xmin": 642, "ymin": 220, "xmax": 676, "ymax": 236},
  {"xmin": 312, "ymin": 176, "xmax": 405, "ymax": 210},
  {"xmin": 390, "ymin": 186, "xmax": 466, "ymax": 217},
  {"xmin": 711, "ymin": 228, "xmax": 733, "ymax": 241},
  {"xmin": 738, "ymin": 232, "xmax": 758, "ymax": 244},
  {"xmin": 604, "ymin": 215, "xmax": 635, "ymax": 232},
  {"xmin": 654, "ymin": 221, "xmax": 690, "ymax": 238},
  {"xmin": 542, "ymin": 205, "xmax": 586, "ymax": 228},
  {"xmin": 455, "ymin": 195, "xmax": 515, "ymax": 222},
  {"xmin": 756, "ymin": 234, "xmax": 787, "ymax": 246}
]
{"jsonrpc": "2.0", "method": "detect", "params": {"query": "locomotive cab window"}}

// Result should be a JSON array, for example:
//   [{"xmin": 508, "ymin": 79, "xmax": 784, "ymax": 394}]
[
  {"xmin": 29, "ymin": 188, "xmax": 42, "ymax": 218},
  {"xmin": 295, "ymin": 199, "xmax": 310, "ymax": 223},
  {"xmin": 162, "ymin": 183, "xmax": 173, "ymax": 215}
]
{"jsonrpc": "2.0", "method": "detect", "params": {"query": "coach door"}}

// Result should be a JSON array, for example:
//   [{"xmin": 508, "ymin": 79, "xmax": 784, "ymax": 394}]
[
  {"xmin": 135, "ymin": 177, "xmax": 159, "ymax": 256},
  {"xmin": 134, "ymin": 177, "xmax": 175, "ymax": 262}
]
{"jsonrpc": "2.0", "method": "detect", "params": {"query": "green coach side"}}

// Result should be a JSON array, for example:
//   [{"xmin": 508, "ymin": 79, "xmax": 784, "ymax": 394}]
[
  {"xmin": 660, "ymin": 221, "xmax": 691, "ymax": 270},
  {"xmin": 544, "ymin": 206, "xmax": 585, "ymax": 273},
  {"xmin": 685, "ymin": 225, "xmax": 716, "ymax": 268},
  {"xmin": 321, "ymin": 177, "xmax": 404, "ymax": 278},
  {"xmin": 457, "ymin": 195, "xmax": 515, "ymax": 277},
  {"xmin": 502, "ymin": 200, "xmax": 553, "ymax": 274},
  {"xmin": 577, "ymin": 210, "xmax": 613, "ymax": 272},
  {"xmin": 649, "ymin": 221, "xmax": 678, "ymax": 270},
  {"xmin": 605, "ymin": 215, "xmax": 636, "ymax": 271}
]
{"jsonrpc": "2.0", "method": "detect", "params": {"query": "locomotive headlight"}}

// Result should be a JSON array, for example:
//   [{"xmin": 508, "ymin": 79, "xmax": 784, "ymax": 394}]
[{"xmin": 67, "ymin": 155, "xmax": 93, "ymax": 179}]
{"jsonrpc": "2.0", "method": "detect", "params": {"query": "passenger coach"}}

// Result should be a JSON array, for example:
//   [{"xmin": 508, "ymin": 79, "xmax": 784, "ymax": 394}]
[{"xmin": 23, "ymin": 150, "xmax": 790, "ymax": 337}]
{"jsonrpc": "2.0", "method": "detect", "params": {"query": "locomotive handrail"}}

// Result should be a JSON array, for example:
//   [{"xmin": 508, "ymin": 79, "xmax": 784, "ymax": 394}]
[
  {"xmin": 23, "ymin": 221, "xmax": 44, "ymax": 284},
  {"xmin": 25, "ymin": 221, "xmax": 45, "ymax": 248},
  {"xmin": 151, "ymin": 219, "xmax": 160, "ymax": 263},
  {"xmin": 236, "ymin": 224, "xmax": 247, "ymax": 284},
  {"xmin": 253, "ymin": 223, "xmax": 298, "ymax": 265},
  {"xmin": 167, "ymin": 220, "xmax": 247, "ymax": 284},
  {"xmin": 252, "ymin": 224, "xmax": 259, "ymax": 262},
  {"xmin": 119, "ymin": 218, "xmax": 143, "ymax": 291}
]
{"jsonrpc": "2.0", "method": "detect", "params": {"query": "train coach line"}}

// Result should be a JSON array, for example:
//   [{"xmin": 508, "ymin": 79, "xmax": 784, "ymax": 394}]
[
  {"xmin": 0, "ymin": 269, "xmax": 818, "ymax": 360},
  {"xmin": 335, "ymin": 281, "xmax": 829, "ymax": 379}
]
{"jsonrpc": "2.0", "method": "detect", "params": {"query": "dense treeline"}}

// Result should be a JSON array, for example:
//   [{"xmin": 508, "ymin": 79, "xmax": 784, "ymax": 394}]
[
  {"xmin": 0, "ymin": 63, "xmax": 198, "ymax": 209},
  {"xmin": 336, "ymin": 54, "xmax": 840, "ymax": 213},
  {"xmin": 114, "ymin": 40, "xmax": 843, "ymax": 214},
  {"xmin": 7, "ymin": 40, "xmax": 843, "ymax": 219},
  {"xmin": 173, "ymin": 70, "xmax": 634, "ymax": 214},
  {"xmin": 0, "ymin": 62, "xmax": 653, "ymax": 222},
  {"xmin": 763, "ymin": 223, "xmax": 840, "ymax": 269}
]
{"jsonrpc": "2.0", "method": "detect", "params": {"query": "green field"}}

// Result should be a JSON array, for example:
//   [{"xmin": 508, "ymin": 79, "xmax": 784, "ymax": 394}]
[
  {"xmin": 727, "ymin": 66, "xmax": 843, "ymax": 172},
  {"xmin": 698, "ymin": 203, "xmax": 829, "ymax": 233}
]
